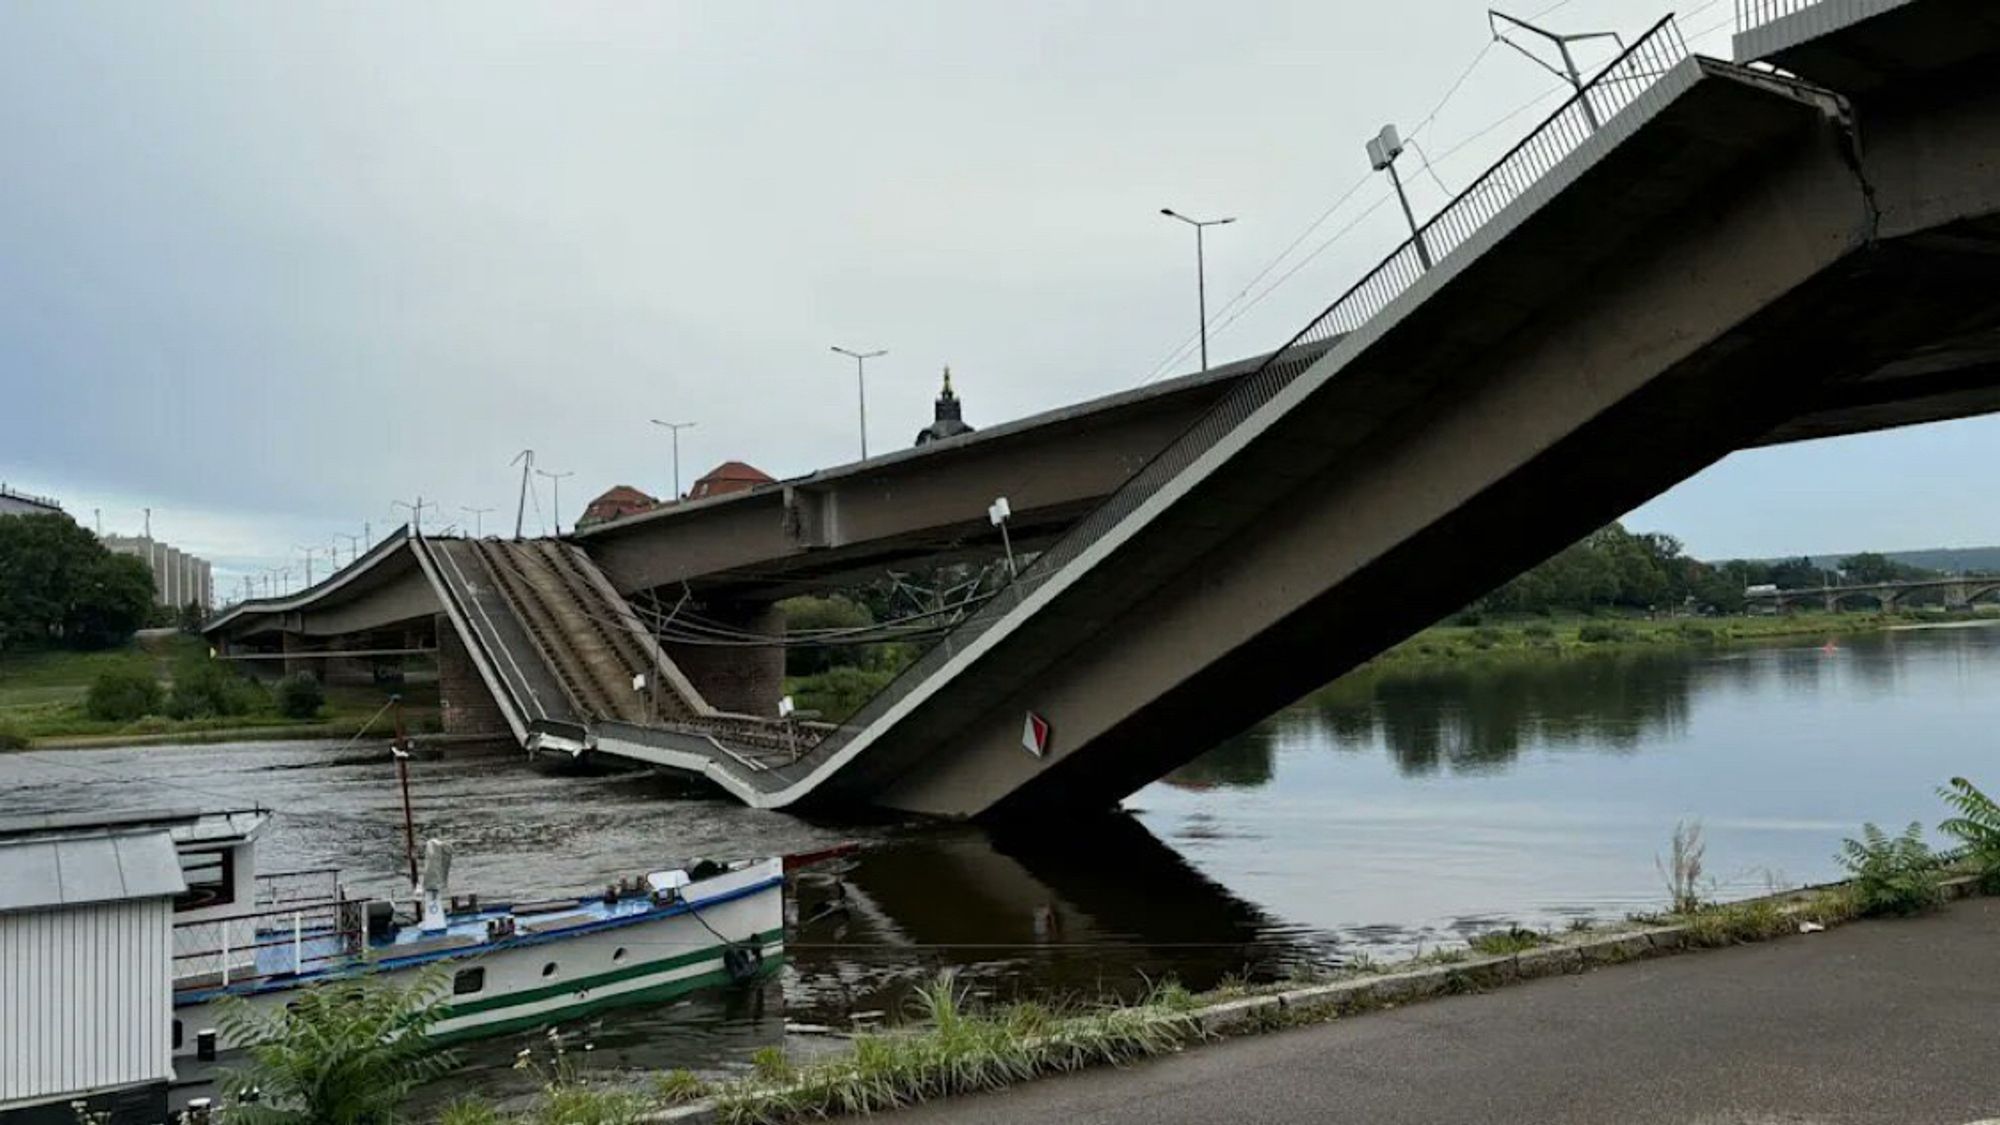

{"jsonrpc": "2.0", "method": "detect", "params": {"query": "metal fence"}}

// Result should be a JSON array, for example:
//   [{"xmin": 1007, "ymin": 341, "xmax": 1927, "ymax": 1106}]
[{"xmin": 783, "ymin": 16, "xmax": 1690, "ymax": 776}]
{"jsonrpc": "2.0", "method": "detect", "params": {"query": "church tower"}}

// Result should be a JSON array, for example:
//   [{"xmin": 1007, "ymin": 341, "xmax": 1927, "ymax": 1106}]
[{"xmin": 915, "ymin": 366, "xmax": 976, "ymax": 445}]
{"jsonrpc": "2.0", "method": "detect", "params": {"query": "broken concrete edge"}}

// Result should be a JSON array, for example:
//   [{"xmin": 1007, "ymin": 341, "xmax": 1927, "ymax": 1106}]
[{"xmin": 636, "ymin": 874, "xmax": 1986, "ymax": 1124}]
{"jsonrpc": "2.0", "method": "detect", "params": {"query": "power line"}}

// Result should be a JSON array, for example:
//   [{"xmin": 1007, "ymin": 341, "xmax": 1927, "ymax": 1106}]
[{"xmin": 1137, "ymin": 33, "xmax": 1505, "ymax": 386}]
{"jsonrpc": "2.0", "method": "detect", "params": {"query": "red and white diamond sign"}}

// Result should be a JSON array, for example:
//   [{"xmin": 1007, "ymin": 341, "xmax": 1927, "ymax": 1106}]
[{"xmin": 1021, "ymin": 711, "xmax": 1052, "ymax": 758}]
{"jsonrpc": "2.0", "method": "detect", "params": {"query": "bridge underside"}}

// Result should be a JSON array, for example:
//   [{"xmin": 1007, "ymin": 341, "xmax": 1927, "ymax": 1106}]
[{"xmin": 745, "ymin": 7, "xmax": 2000, "ymax": 822}]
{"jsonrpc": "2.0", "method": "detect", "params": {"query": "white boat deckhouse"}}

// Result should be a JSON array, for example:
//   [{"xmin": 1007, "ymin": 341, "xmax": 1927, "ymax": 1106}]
[
  {"xmin": 3, "ymin": 806, "xmax": 785, "ymax": 1124},
  {"xmin": 0, "ymin": 810, "xmax": 191, "ymax": 1125}
]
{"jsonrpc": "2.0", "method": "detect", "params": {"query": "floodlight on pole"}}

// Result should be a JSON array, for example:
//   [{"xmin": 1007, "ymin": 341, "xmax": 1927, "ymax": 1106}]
[
  {"xmin": 1488, "ymin": 10, "xmax": 1623, "ymax": 131},
  {"xmin": 1366, "ymin": 124, "xmax": 1431, "ymax": 270},
  {"xmin": 988, "ymin": 495, "xmax": 1018, "ymax": 580},
  {"xmin": 1160, "ymin": 209, "xmax": 1236, "ymax": 372},
  {"xmin": 649, "ymin": 420, "xmax": 696, "ymax": 501},
  {"xmin": 831, "ymin": 347, "xmax": 887, "ymax": 460}
]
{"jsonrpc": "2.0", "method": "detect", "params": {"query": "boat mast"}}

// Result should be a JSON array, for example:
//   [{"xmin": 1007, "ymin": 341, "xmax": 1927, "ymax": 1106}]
[{"xmin": 392, "ymin": 696, "xmax": 419, "ymax": 890}]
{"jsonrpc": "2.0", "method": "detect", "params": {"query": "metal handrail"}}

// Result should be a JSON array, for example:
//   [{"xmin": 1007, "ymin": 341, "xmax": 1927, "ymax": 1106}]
[
  {"xmin": 1737, "ymin": 0, "xmax": 1824, "ymax": 31},
  {"xmin": 773, "ymin": 17, "xmax": 1691, "ymax": 776}
]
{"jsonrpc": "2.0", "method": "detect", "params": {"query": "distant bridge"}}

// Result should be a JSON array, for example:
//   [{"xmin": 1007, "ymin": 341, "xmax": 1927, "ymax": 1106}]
[
  {"xmin": 211, "ymin": 0, "xmax": 2000, "ymax": 821},
  {"xmin": 1745, "ymin": 576, "xmax": 2000, "ymax": 610}
]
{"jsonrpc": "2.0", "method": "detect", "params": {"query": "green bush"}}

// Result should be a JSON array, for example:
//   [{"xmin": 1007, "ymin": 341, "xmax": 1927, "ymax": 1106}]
[
  {"xmin": 1577, "ymin": 622, "xmax": 1630, "ymax": 644},
  {"xmin": 275, "ymin": 672, "xmax": 324, "ymax": 720},
  {"xmin": 1837, "ymin": 822, "xmax": 1944, "ymax": 916},
  {"xmin": 1939, "ymin": 776, "xmax": 2000, "ymax": 892},
  {"xmin": 1451, "ymin": 611, "xmax": 1484, "ymax": 627},
  {"xmin": 85, "ymin": 665, "xmax": 162, "ymax": 721},
  {"xmin": 218, "ymin": 969, "xmax": 456, "ymax": 1125},
  {"xmin": 1522, "ymin": 622, "xmax": 1555, "ymax": 640},
  {"xmin": 166, "ymin": 655, "xmax": 263, "ymax": 720},
  {"xmin": 1470, "ymin": 626, "xmax": 1505, "ymax": 649},
  {"xmin": 0, "ymin": 718, "xmax": 27, "ymax": 750}
]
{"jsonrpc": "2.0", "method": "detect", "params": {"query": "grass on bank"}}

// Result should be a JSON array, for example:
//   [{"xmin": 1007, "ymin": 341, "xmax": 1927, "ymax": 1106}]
[{"xmin": 0, "ymin": 634, "xmax": 437, "ymax": 748}]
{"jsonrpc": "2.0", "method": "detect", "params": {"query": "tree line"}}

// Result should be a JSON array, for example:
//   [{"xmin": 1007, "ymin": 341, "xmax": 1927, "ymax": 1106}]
[
  {"xmin": 1477, "ymin": 523, "xmax": 1952, "ymax": 617},
  {"xmin": 0, "ymin": 513, "xmax": 156, "ymax": 650}
]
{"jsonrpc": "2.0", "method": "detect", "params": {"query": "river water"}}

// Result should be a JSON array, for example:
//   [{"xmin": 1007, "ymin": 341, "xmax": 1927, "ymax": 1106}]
[{"xmin": 6, "ymin": 621, "xmax": 1996, "ymax": 1096}]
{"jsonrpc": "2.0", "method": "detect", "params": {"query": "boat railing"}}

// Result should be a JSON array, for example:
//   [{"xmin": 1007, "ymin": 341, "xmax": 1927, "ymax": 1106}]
[
  {"xmin": 255, "ymin": 867, "xmax": 344, "ymax": 910},
  {"xmin": 173, "ymin": 897, "xmax": 370, "ymax": 990}
]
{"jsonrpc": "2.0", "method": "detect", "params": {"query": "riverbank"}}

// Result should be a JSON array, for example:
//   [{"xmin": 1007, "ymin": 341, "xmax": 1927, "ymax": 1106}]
[
  {"xmin": 1370, "ymin": 608, "xmax": 1937, "ymax": 669},
  {"xmin": 0, "ymin": 634, "xmax": 436, "ymax": 748},
  {"xmin": 440, "ymin": 871, "xmax": 1990, "ymax": 1125},
  {"xmin": 874, "ymin": 896, "xmax": 2000, "ymax": 1125}
]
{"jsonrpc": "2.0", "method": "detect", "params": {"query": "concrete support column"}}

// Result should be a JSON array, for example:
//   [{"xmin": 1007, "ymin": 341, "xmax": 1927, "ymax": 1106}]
[
  {"xmin": 435, "ymin": 615, "xmax": 508, "ymax": 737},
  {"xmin": 663, "ymin": 600, "xmax": 785, "ymax": 717},
  {"xmin": 1945, "ymin": 583, "xmax": 1970, "ymax": 611}
]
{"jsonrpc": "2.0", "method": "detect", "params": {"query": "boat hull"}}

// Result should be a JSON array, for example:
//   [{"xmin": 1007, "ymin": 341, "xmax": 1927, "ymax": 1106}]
[{"xmin": 171, "ymin": 861, "xmax": 784, "ymax": 1057}]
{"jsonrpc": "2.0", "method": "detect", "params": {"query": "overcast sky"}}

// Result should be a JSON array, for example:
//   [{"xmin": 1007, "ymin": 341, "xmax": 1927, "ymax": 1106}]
[{"xmin": 3, "ymin": 0, "xmax": 1995, "ymax": 595}]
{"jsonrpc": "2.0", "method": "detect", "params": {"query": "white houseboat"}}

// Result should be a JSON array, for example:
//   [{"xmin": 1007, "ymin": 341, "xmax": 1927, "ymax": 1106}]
[{"xmin": 168, "ymin": 810, "xmax": 784, "ymax": 1055}]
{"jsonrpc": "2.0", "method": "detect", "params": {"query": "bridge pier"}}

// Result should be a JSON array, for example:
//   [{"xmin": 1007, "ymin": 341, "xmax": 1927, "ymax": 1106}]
[{"xmin": 661, "ymin": 600, "xmax": 785, "ymax": 718}]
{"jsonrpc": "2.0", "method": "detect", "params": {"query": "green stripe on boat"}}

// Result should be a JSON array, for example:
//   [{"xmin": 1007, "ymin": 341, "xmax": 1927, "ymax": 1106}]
[{"xmin": 440, "ymin": 930, "xmax": 786, "ymax": 1018}]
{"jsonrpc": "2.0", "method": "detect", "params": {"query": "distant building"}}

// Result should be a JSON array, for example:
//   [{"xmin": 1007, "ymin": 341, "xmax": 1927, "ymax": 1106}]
[
  {"xmin": 914, "ymin": 367, "xmax": 975, "ymax": 446},
  {"xmin": 688, "ymin": 461, "xmax": 775, "ymax": 501},
  {"xmin": 576, "ymin": 484, "xmax": 659, "ymax": 529},
  {"xmin": 102, "ymin": 537, "xmax": 213, "ymax": 612},
  {"xmin": 0, "ymin": 483, "xmax": 66, "ymax": 519},
  {"xmin": 0, "ymin": 810, "xmax": 189, "ymax": 1125}
]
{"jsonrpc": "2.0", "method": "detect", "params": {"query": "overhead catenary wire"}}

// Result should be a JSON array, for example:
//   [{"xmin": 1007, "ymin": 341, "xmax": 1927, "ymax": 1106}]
[{"xmin": 1137, "ymin": 34, "xmax": 1506, "ymax": 386}]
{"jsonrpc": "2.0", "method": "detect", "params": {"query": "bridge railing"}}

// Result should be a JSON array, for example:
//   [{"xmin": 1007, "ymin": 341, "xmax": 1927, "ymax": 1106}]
[
  {"xmin": 786, "ymin": 17, "xmax": 1690, "ymax": 773},
  {"xmin": 1736, "ymin": 0, "xmax": 1826, "ymax": 31}
]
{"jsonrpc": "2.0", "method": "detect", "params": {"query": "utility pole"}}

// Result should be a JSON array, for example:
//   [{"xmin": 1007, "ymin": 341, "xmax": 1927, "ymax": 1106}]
[
  {"xmin": 535, "ymin": 469, "xmax": 574, "ymax": 535},
  {"xmin": 1160, "ymin": 209, "xmax": 1236, "ymax": 372},
  {"xmin": 1488, "ymin": 10, "xmax": 1622, "ymax": 132},
  {"xmin": 293, "ymin": 545, "xmax": 323, "ymax": 587},
  {"xmin": 830, "ymin": 347, "xmax": 886, "ymax": 460},
  {"xmin": 1366, "ymin": 124, "xmax": 1430, "ymax": 269},
  {"xmin": 393, "ymin": 496, "xmax": 437, "ymax": 535},
  {"xmin": 459, "ymin": 506, "xmax": 494, "ymax": 538},
  {"xmin": 511, "ymin": 449, "xmax": 535, "ymax": 538},
  {"xmin": 338, "ymin": 532, "xmax": 363, "ymax": 564},
  {"xmin": 649, "ymin": 420, "xmax": 696, "ymax": 501}
]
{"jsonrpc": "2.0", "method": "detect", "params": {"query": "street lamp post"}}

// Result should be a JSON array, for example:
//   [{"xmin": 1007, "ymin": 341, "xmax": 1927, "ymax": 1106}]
[
  {"xmin": 649, "ymin": 420, "xmax": 696, "ymax": 501},
  {"xmin": 536, "ymin": 469, "xmax": 575, "ymax": 535},
  {"xmin": 1160, "ymin": 209, "xmax": 1235, "ymax": 372},
  {"xmin": 459, "ymin": 507, "xmax": 494, "ymax": 538},
  {"xmin": 830, "ymin": 347, "xmax": 886, "ymax": 459},
  {"xmin": 1365, "ymin": 124, "xmax": 1431, "ymax": 269}
]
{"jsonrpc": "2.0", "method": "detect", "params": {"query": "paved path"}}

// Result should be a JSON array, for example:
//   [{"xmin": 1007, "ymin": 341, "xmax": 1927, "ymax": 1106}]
[{"xmin": 893, "ymin": 898, "xmax": 2000, "ymax": 1125}]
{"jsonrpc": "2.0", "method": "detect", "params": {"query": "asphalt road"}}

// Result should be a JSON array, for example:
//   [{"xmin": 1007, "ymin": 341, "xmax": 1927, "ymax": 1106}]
[{"xmin": 891, "ymin": 898, "xmax": 2000, "ymax": 1125}]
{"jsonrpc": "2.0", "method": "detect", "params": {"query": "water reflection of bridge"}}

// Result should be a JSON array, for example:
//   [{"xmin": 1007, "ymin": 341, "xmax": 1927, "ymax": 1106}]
[{"xmin": 785, "ymin": 815, "xmax": 1312, "ymax": 1023}]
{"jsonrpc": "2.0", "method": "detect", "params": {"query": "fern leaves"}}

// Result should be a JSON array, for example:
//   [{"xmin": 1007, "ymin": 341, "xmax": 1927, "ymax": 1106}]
[{"xmin": 1938, "ymin": 776, "xmax": 2000, "ymax": 891}]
